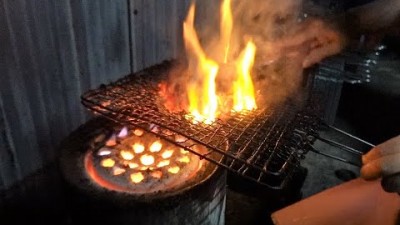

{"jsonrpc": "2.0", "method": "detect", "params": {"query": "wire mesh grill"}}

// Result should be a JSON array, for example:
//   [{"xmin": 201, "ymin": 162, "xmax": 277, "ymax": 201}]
[{"xmin": 81, "ymin": 61, "xmax": 317, "ymax": 189}]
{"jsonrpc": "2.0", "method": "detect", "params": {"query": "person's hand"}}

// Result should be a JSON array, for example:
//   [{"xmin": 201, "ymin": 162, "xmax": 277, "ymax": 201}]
[
  {"xmin": 275, "ymin": 18, "xmax": 347, "ymax": 68},
  {"xmin": 361, "ymin": 135, "xmax": 400, "ymax": 193}
]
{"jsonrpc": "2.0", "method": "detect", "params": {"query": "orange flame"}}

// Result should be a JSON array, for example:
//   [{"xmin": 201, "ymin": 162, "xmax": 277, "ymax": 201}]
[
  {"xmin": 233, "ymin": 41, "xmax": 257, "ymax": 111},
  {"xmin": 221, "ymin": 0, "xmax": 233, "ymax": 63},
  {"xmin": 184, "ymin": 4, "xmax": 219, "ymax": 124},
  {"xmin": 183, "ymin": 1, "xmax": 257, "ymax": 124}
]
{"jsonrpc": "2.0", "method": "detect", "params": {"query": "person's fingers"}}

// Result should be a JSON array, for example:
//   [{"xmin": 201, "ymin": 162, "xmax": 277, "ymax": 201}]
[
  {"xmin": 362, "ymin": 147, "xmax": 382, "ymax": 165},
  {"xmin": 361, "ymin": 152, "xmax": 400, "ymax": 180},
  {"xmin": 363, "ymin": 135, "xmax": 400, "ymax": 164},
  {"xmin": 381, "ymin": 173, "xmax": 400, "ymax": 193}
]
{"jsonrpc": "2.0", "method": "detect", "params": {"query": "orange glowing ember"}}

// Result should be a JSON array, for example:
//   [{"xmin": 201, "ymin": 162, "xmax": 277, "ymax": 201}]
[
  {"xmin": 128, "ymin": 162, "xmax": 139, "ymax": 169},
  {"xmin": 130, "ymin": 172, "xmax": 144, "ymax": 183},
  {"xmin": 151, "ymin": 171, "xmax": 163, "ymax": 179},
  {"xmin": 133, "ymin": 129, "xmax": 144, "ymax": 136},
  {"xmin": 178, "ymin": 156, "xmax": 190, "ymax": 163},
  {"xmin": 101, "ymin": 158, "xmax": 115, "ymax": 167},
  {"xmin": 92, "ymin": 127, "xmax": 206, "ymax": 189},
  {"xmin": 133, "ymin": 143, "xmax": 145, "ymax": 153},
  {"xmin": 157, "ymin": 160, "xmax": 170, "ymax": 168},
  {"xmin": 182, "ymin": 0, "xmax": 258, "ymax": 124},
  {"xmin": 140, "ymin": 154, "xmax": 155, "ymax": 166},
  {"xmin": 168, "ymin": 166, "xmax": 180, "ymax": 174},
  {"xmin": 161, "ymin": 149, "xmax": 174, "ymax": 159},
  {"xmin": 120, "ymin": 150, "xmax": 134, "ymax": 160},
  {"xmin": 149, "ymin": 141, "xmax": 162, "ymax": 152}
]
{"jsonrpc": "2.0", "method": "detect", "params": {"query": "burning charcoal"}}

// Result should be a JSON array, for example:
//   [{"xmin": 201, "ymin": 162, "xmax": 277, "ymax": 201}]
[
  {"xmin": 140, "ymin": 154, "xmax": 155, "ymax": 166},
  {"xmin": 61, "ymin": 116, "xmax": 226, "ymax": 225},
  {"xmin": 149, "ymin": 140, "xmax": 162, "ymax": 152},
  {"xmin": 157, "ymin": 160, "xmax": 170, "ymax": 168},
  {"xmin": 133, "ymin": 129, "xmax": 144, "ymax": 136},
  {"xmin": 130, "ymin": 172, "xmax": 144, "ymax": 183},
  {"xmin": 120, "ymin": 150, "xmax": 134, "ymax": 160},
  {"xmin": 150, "ymin": 171, "xmax": 163, "ymax": 179},
  {"xmin": 161, "ymin": 149, "xmax": 174, "ymax": 159},
  {"xmin": 128, "ymin": 162, "xmax": 139, "ymax": 169},
  {"xmin": 177, "ymin": 156, "xmax": 190, "ymax": 163},
  {"xmin": 105, "ymin": 134, "xmax": 117, "ymax": 146},
  {"xmin": 168, "ymin": 166, "xmax": 180, "ymax": 174},
  {"xmin": 100, "ymin": 158, "xmax": 115, "ymax": 168},
  {"xmin": 132, "ymin": 143, "xmax": 145, "ymax": 153},
  {"xmin": 112, "ymin": 166, "xmax": 126, "ymax": 176}
]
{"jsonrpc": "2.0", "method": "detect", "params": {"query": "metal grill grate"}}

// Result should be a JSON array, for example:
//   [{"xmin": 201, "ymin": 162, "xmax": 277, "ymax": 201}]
[{"xmin": 81, "ymin": 61, "xmax": 317, "ymax": 189}]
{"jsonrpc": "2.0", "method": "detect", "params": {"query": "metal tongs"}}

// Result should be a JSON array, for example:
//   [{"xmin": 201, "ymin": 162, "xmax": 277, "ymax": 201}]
[{"xmin": 295, "ymin": 119, "xmax": 375, "ymax": 167}]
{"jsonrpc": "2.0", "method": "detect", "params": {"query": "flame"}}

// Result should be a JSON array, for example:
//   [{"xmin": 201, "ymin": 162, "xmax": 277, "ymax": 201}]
[
  {"xmin": 184, "ymin": 4, "xmax": 219, "ymax": 124},
  {"xmin": 233, "ymin": 41, "xmax": 257, "ymax": 111},
  {"xmin": 221, "ymin": 0, "xmax": 233, "ymax": 63},
  {"xmin": 182, "ymin": 1, "xmax": 257, "ymax": 124}
]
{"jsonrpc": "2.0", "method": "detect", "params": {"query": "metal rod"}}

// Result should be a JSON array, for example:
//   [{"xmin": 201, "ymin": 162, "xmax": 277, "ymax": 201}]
[
  {"xmin": 309, "ymin": 145, "xmax": 362, "ymax": 167},
  {"xmin": 316, "ymin": 136, "xmax": 364, "ymax": 155},
  {"xmin": 327, "ymin": 125, "xmax": 375, "ymax": 148}
]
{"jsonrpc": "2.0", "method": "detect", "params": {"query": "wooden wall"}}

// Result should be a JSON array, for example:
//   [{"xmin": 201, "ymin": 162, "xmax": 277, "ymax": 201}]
[{"xmin": 0, "ymin": 0, "xmax": 191, "ymax": 190}]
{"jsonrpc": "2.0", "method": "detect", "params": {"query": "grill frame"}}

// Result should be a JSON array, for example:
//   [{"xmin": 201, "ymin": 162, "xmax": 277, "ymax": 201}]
[{"xmin": 81, "ymin": 61, "xmax": 318, "ymax": 190}]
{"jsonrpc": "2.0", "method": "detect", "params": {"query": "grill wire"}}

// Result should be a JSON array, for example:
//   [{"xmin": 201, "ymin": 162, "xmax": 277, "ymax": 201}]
[{"xmin": 81, "ymin": 61, "xmax": 319, "ymax": 189}]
